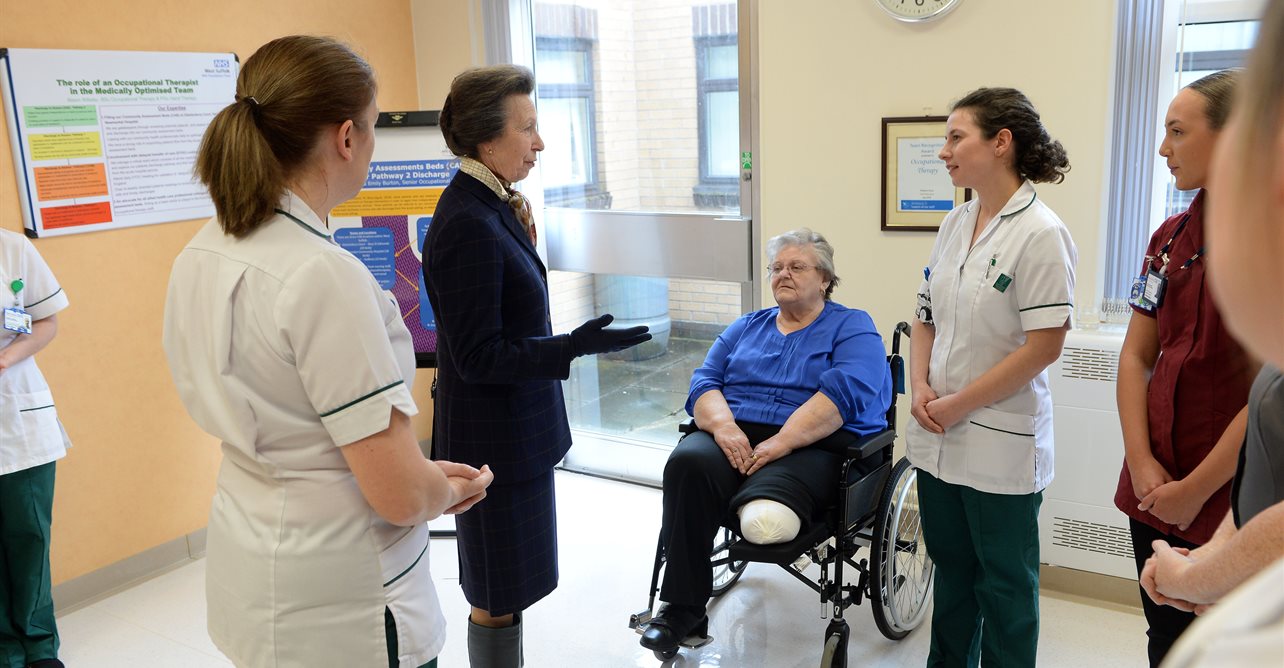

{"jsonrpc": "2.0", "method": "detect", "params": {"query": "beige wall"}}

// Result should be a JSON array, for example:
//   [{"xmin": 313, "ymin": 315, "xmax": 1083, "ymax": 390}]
[
  {"xmin": 411, "ymin": 0, "xmax": 485, "ymax": 109},
  {"xmin": 0, "ymin": 0, "xmax": 426, "ymax": 584},
  {"xmin": 757, "ymin": 1, "xmax": 1115, "ymax": 337}
]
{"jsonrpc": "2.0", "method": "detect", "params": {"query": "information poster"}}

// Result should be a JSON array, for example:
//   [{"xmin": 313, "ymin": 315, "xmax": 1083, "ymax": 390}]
[
  {"xmin": 330, "ymin": 118, "xmax": 458, "ymax": 365},
  {"xmin": 0, "ymin": 48, "xmax": 236, "ymax": 237}
]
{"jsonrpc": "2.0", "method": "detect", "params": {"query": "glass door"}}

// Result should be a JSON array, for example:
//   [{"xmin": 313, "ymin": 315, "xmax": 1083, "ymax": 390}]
[{"xmin": 500, "ymin": 0, "xmax": 758, "ymax": 484}]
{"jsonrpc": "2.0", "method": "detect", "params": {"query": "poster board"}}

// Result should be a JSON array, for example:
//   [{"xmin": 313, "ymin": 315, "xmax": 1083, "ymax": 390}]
[
  {"xmin": 331, "ymin": 111, "xmax": 458, "ymax": 368},
  {"xmin": 0, "ymin": 47, "xmax": 237, "ymax": 237}
]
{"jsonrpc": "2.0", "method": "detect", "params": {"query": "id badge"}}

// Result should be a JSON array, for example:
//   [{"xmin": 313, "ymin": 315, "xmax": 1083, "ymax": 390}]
[
  {"xmin": 1128, "ymin": 273, "xmax": 1153, "ymax": 312},
  {"xmin": 1143, "ymin": 269, "xmax": 1168, "ymax": 309},
  {"xmin": 3, "ymin": 306, "xmax": 33, "ymax": 334}
]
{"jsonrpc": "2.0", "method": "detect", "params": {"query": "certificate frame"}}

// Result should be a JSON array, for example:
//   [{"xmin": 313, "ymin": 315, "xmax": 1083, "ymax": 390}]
[{"xmin": 881, "ymin": 116, "xmax": 971, "ymax": 231}]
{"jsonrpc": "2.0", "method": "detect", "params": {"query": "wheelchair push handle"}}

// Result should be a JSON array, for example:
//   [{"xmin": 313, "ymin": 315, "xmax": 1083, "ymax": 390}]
[{"xmin": 890, "ymin": 321, "xmax": 910, "ymax": 356}]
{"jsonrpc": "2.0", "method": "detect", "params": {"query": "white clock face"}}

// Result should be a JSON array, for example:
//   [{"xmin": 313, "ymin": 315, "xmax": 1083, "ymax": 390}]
[{"xmin": 875, "ymin": 0, "xmax": 963, "ymax": 22}]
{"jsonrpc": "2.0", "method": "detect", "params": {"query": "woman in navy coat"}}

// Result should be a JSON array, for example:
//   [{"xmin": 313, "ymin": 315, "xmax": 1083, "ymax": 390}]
[{"xmin": 422, "ymin": 65, "xmax": 649, "ymax": 667}]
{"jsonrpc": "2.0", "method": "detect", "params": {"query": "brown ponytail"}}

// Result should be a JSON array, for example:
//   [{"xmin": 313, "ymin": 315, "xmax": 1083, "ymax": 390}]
[{"xmin": 195, "ymin": 35, "xmax": 376, "ymax": 237}]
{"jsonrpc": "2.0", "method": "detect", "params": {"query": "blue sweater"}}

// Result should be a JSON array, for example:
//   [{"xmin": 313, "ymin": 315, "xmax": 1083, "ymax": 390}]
[{"xmin": 687, "ymin": 301, "xmax": 891, "ymax": 436}]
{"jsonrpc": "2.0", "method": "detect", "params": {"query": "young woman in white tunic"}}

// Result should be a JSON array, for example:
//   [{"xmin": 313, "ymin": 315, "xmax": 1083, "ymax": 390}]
[
  {"xmin": 907, "ymin": 87, "xmax": 1076, "ymax": 667},
  {"xmin": 163, "ymin": 36, "xmax": 493, "ymax": 668},
  {"xmin": 1, "ymin": 228, "xmax": 71, "ymax": 668}
]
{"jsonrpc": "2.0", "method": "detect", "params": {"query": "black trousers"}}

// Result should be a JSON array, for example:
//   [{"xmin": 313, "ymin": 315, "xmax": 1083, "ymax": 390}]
[
  {"xmin": 657, "ymin": 421, "xmax": 867, "ymax": 608},
  {"xmin": 1129, "ymin": 518, "xmax": 1200, "ymax": 667}
]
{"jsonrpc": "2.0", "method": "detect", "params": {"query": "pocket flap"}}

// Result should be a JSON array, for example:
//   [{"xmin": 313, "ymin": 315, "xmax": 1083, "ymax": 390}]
[
  {"xmin": 969, "ymin": 406, "xmax": 1035, "ymax": 438},
  {"xmin": 14, "ymin": 389, "xmax": 55, "ymax": 412},
  {"xmin": 381, "ymin": 522, "xmax": 431, "ymax": 587}
]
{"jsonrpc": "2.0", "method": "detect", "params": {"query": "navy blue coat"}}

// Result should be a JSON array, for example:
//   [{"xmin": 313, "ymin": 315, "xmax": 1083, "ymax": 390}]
[{"xmin": 422, "ymin": 171, "xmax": 574, "ymax": 484}]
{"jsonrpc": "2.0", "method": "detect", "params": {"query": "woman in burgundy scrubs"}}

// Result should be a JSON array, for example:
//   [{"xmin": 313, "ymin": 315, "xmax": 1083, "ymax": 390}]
[{"xmin": 1113, "ymin": 69, "xmax": 1255, "ymax": 667}]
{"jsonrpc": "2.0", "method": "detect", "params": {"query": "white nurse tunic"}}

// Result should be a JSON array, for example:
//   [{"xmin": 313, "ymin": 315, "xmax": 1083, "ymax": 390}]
[
  {"xmin": 163, "ymin": 192, "xmax": 445, "ymax": 667},
  {"xmin": 0, "ymin": 229, "xmax": 71, "ymax": 475},
  {"xmin": 906, "ymin": 180, "xmax": 1077, "ymax": 495}
]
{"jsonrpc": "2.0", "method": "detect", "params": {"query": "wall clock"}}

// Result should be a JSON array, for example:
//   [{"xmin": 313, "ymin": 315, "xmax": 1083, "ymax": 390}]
[{"xmin": 874, "ymin": 0, "xmax": 963, "ymax": 22}]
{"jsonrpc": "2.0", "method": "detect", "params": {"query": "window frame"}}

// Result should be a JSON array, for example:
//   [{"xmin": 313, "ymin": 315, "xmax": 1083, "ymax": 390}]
[
  {"xmin": 694, "ymin": 33, "xmax": 740, "ymax": 208},
  {"xmin": 1098, "ymin": 0, "xmax": 1263, "ymax": 321},
  {"xmin": 534, "ymin": 35, "xmax": 608, "ymax": 208},
  {"xmin": 1156, "ymin": 17, "xmax": 1259, "ymax": 222}
]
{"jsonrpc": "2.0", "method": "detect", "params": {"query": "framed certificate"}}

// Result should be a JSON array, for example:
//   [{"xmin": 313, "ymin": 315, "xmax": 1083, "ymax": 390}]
[{"xmin": 881, "ymin": 116, "xmax": 971, "ymax": 231}]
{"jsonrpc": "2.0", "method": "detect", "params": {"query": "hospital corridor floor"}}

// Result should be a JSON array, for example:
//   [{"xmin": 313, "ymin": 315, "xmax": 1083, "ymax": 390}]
[{"xmin": 55, "ymin": 470, "xmax": 1148, "ymax": 667}]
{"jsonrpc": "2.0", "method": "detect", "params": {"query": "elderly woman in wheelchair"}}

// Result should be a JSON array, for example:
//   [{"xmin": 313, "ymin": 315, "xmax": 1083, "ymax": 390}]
[{"xmin": 638, "ymin": 228, "xmax": 894, "ymax": 655}]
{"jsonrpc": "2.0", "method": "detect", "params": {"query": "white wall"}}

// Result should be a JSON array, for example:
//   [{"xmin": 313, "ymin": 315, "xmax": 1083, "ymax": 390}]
[{"xmin": 757, "ymin": 0, "xmax": 1116, "ymax": 336}]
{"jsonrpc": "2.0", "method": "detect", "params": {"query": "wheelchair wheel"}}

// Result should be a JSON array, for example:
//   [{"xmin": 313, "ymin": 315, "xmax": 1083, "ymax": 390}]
[
  {"xmin": 710, "ymin": 527, "xmax": 747, "ymax": 597},
  {"xmin": 819, "ymin": 635, "xmax": 840, "ymax": 668},
  {"xmin": 818, "ymin": 619, "xmax": 849, "ymax": 668},
  {"xmin": 869, "ymin": 458, "xmax": 934, "ymax": 640}
]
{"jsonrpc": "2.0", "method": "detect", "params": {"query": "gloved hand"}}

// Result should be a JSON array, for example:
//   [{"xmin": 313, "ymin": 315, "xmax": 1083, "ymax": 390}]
[{"xmin": 570, "ymin": 314, "xmax": 652, "ymax": 357}]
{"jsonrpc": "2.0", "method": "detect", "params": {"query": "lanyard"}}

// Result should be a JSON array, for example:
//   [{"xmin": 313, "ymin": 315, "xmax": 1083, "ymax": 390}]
[
  {"xmin": 1179, "ymin": 246, "xmax": 1205, "ymax": 270},
  {"xmin": 1153, "ymin": 213, "xmax": 1201, "ymax": 275},
  {"xmin": 275, "ymin": 208, "xmax": 333, "ymax": 241}
]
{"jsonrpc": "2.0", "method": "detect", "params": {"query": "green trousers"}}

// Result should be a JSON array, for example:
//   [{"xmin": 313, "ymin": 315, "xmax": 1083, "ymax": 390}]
[
  {"xmin": 385, "ymin": 606, "xmax": 437, "ymax": 668},
  {"xmin": 918, "ymin": 471, "xmax": 1041, "ymax": 668},
  {"xmin": 0, "ymin": 462, "xmax": 58, "ymax": 668}
]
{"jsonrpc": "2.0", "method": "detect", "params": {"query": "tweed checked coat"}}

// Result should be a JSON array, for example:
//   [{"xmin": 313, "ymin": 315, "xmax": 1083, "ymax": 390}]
[{"xmin": 422, "ymin": 170, "xmax": 574, "ymax": 484}]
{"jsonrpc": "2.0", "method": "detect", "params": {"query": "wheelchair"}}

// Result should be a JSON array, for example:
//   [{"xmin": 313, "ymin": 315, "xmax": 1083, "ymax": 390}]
[{"xmin": 628, "ymin": 322, "xmax": 933, "ymax": 667}]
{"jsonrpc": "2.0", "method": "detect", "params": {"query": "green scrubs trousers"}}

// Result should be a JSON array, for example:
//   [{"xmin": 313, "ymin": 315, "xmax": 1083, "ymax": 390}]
[
  {"xmin": 0, "ymin": 462, "xmax": 58, "ymax": 668},
  {"xmin": 918, "ymin": 471, "xmax": 1042, "ymax": 668},
  {"xmin": 385, "ymin": 607, "xmax": 437, "ymax": 668}
]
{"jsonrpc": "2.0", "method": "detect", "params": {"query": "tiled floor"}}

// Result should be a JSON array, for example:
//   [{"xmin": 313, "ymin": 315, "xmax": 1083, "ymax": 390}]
[{"xmin": 55, "ymin": 471, "xmax": 1148, "ymax": 667}]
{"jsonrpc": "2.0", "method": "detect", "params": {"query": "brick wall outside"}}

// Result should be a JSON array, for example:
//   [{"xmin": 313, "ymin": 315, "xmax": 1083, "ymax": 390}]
[{"xmin": 537, "ymin": 0, "xmax": 742, "ymax": 337}]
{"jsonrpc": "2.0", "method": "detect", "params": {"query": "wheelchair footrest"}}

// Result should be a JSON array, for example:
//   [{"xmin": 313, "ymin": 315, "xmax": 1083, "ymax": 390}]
[{"xmin": 631, "ymin": 616, "xmax": 713, "ymax": 649}]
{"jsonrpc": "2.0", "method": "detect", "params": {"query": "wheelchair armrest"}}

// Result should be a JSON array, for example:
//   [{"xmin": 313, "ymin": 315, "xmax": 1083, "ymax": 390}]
[
  {"xmin": 679, "ymin": 420, "xmax": 699, "ymax": 435},
  {"xmin": 825, "ymin": 428, "xmax": 895, "ymax": 460}
]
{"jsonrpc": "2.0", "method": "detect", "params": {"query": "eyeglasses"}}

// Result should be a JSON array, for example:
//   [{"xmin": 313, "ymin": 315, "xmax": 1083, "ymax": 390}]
[{"xmin": 767, "ymin": 262, "xmax": 818, "ymax": 276}]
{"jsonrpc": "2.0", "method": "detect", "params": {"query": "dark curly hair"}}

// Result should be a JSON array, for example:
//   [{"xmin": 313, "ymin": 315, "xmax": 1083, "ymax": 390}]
[{"xmin": 951, "ymin": 87, "xmax": 1070, "ymax": 184}]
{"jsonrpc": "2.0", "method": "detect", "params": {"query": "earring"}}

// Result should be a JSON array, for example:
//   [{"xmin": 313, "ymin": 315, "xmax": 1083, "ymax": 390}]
[{"xmin": 488, "ymin": 148, "xmax": 494, "ymax": 154}]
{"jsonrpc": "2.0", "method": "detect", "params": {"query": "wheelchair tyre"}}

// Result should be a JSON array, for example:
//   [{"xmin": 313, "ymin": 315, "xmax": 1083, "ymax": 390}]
[
  {"xmin": 819, "ymin": 619, "xmax": 849, "ymax": 668},
  {"xmin": 819, "ymin": 634, "xmax": 840, "ymax": 668},
  {"xmin": 710, "ymin": 527, "xmax": 747, "ymax": 597},
  {"xmin": 869, "ymin": 458, "xmax": 934, "ymax": 640},
  {"xmin": 653, "ymin": 648, "xmax": 678, "ymax": 661}
]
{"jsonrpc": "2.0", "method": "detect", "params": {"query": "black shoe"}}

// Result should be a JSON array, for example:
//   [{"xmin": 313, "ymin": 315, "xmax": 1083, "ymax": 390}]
[
  {"xmin": 640, "ymin": 604, "xmax": 708, "ymax": 652},
  {"xmin": 27, "ymin": 660, "xmax": 65, "ymax": 668}
]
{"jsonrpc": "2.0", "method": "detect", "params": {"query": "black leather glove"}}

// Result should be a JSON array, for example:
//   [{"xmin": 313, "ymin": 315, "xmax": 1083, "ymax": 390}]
[{"xmin": 570, "ymin": 314, "xmax": 652, "ymax": 357}]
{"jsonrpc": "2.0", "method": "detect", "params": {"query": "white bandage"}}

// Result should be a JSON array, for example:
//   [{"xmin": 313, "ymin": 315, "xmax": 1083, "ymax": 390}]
[{"xmin": 737, "ymin": 499, "xmax": 801, "ymax": 545}]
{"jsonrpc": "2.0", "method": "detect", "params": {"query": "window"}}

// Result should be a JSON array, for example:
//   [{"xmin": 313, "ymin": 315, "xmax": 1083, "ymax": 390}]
[
  {"xmin": 693, "ymin": 5, "xmax": 739, "ymax": 210},
  {"xmin": 1158, "ymin": 18, "xmax": 1259, "ymax": 219},
  {"xmin": 534, "ymin": 6, "xmax": 609, "ymax": 209},
  {"xmin": 1098, "ymin": 0, "xmax": 1263, "ymax": 321}
]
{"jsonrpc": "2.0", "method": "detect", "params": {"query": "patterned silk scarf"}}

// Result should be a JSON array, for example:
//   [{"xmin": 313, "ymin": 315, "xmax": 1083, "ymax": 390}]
[
  {"xmin": 459, "ymin": 157, "xmax": 537, "ymax": 247},
  {"xmin": 506, "ymin": 187, "xmax": 537, "ymax": 247}
]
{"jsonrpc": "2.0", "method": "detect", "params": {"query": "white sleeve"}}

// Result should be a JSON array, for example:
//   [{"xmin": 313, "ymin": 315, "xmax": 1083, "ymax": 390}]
[
  {"xmin": 1015, "ymin": 224, "xmax": 1077, "ymax": 331},
  {"xmin": 20, "ymin": 236, "xmax": 69, "ymax": 321},
  {"xmin": 275, "ymin": 252, "xmax": 417, "ymax": 447}
]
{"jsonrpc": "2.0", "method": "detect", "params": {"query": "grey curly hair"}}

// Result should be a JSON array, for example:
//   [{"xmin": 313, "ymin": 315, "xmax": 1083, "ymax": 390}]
[{"xmin": 766, "ymin": 227, "xmax": 839, "ymax": 300}]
